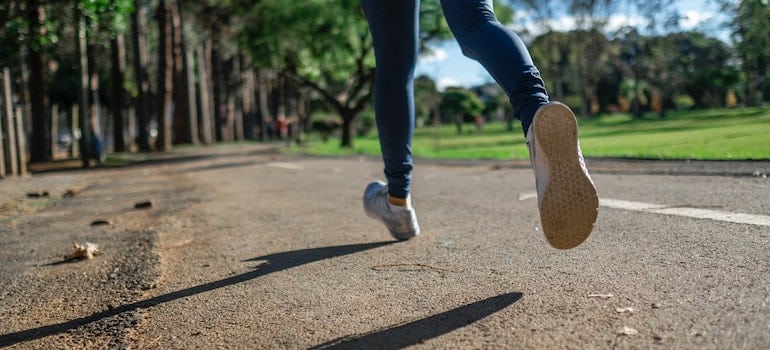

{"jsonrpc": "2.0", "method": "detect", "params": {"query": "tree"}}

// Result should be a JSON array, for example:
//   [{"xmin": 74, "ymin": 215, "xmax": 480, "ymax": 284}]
[
  {"xmin": 529, "ymin": 31, "xmax": 571, "ymax": 101},
  {"xmin": 131, "ymin": 0, "xmax": 151, "ymax": 151},
  {"xmin": 26, "ymin": 0, "xmax": 50, "ymax": 163},
  {"xmin": 241, "ymin": 0, "xmax": 373, "ymax": 147},
  {"xmin": 512, "ymin": 0, "xmax": 672, "ymax": 116},
  {"xmin": 240, "ymin": 0, "xmax": 456, "ymax": 148},
  {"xmin": 155, "ymin": 0, "xmax": 173, "ymax": 151},
  {"xmin": 731, "ymin": 0, "xmax": 770, "ymax": 106},
  {"xmin": 661, "ymin": 32, "xmax": 740, "ymax": 109},
  {"xmin": 414, "ymin": 75, "xmax": 440, "ymax": 126},
  {"xmin": 614, "ymin": 26, "xmax": 650, "ymax": 117},
  {"xmin": 77, "ymin": 0, "xmax": 134, "ymax": 164},
  {"xmin": 439, "ymin": 87, "xmax": 484, "ymax": 135},
  {"xmin": 475, "ymin": 83, "xmax": 513, "ymax": 129},
  {"xmin": 170, "ymin": 1, "xmax": 196, "ymax": 145},
  {"xmin": 570, "ymin": 29, "xmax": 611, "ymax": 117},
  {"xmin": 110, "ymin": 33, "xmax": 127, "ymax": 151},
  {"xmin": 186, "ymin": 1, "xmax": 243, "ymax": 144}
]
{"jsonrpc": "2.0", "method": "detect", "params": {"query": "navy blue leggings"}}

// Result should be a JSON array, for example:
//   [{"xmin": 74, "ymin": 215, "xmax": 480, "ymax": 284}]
[{"xmin": 362, "ymin": 0, "xmax": 549, "ymax": 199}]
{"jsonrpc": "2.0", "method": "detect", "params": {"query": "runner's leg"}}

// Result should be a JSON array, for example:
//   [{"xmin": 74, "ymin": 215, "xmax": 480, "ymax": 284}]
[
  {"xmin": 440, "ymin": 0, "xmax": 549, "ymax": 133},
  {"xmin": 362, "ymin": 0, "xmax": 420, "ymax": 200}
]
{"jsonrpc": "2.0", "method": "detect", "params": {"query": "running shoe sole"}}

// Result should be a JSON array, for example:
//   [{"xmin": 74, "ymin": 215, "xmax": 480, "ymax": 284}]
[{"xmin": 532, "ymin": 103, "xmax": 599, "ymax": 249}]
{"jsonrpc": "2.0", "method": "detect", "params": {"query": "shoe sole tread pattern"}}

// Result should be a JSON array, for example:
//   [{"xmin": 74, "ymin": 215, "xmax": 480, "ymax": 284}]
[{"xmin": 533, "ymin": 104, "xmax": 599, "ymax": 249}]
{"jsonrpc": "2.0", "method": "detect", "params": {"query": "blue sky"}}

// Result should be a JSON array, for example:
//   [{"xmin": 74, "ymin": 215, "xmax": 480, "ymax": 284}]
[{"xmin": 415, "ymin": 0, "xmax": 733, "ymax": 90}]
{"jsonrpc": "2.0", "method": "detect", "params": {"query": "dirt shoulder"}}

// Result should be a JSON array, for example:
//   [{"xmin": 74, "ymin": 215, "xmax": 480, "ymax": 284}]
[{"xmin": 0, "ymin": 150, "xmax": 212, "ymax": 348}]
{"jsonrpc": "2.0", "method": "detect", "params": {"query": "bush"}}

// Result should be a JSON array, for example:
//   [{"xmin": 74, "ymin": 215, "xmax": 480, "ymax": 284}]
[
  {"xmin": 675, "ymin": 94, "xmax": 695, "ymax": 110},
  {"xmin": 357, "ymin": 110, "xmax": 376, "ymax": 136},
  {"xmin": 310, "ymin": 115, "xmax": 341, "ymax": 143},
  {"xmin": 562, "ymin": 95, "xmax": 583, "ymax": 115}
]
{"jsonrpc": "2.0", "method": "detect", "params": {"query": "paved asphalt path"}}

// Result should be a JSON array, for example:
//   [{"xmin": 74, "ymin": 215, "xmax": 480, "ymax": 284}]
[{"xmin": 1, "ymin": 144, "xmax": 768, "ymax": 349}]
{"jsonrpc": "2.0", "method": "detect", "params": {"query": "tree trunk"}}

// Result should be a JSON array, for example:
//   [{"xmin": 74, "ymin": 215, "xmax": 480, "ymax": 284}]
[
  {"xmin": 131, "ymin": 0, "xmax": 151, "ymax": 151},
  {"xmin": 454, "ymin": 113, "xmax": 463, "ymax": 135},
  {"xmin": 631, "ymin": 75, "xmax": 642, "ymax": 118},
  {"xmin": 256, "ymin": 69, "xmax": 271, "ymax": 141},
  {"xmin": 76, "ymin": 7, "xmax": 91, "ymax": 167},
  {"xmin": 110, "ymin": 34, "xmax": 127, "ymax": 152},
  {"xmin": 241, "ymin": 63, "xmax": 257, "ymax": 140},
  {"xmin": 340, "ymin": 109, "xmax": 355, "ymax": 148},
  {"xmin": 196, "ymin": 41, "xmax": 213, "ymax": 145},
  {"xmin": 2, "ymin": 68, "xmax": 16, "ymax": 176},
  {"xmin": 552, "ymin": 75, "xmax": 564, "ymax": 101},
  {"xmin": 88, "ymin": 43, "xmax": 105, "ymax": 162},
  {"xmin": 232, "ymin": 56, "xmax": 244, "ymax": 141},
  {"xmin": 295, "ymin": 89, "xmax": 309, "ymax": 145},
  {"xmin": 156, "ymin": 0, "xmax": 173, "ymax": 151},
  {"xmin": 276, "ymin": 75, "xmax": 286, "ymax": 139},
  {"xmin": 27, "ymin": 0, "xmax": 49, "ymax": 162},
  {"xmin": 184, "ymin": 33, "xmax": 199, "ymax": 145},
  {"xmin": 14, "ymin": 107, "xmax": 28, "ymax": 176},
  {"xmin": 746, "ymin": 67, "xmax": 766, "ymax": 107},
  {"xmin": 171, "ymin": 1, "xmax": 193, "ymax": 145},
  {"xmin": 270, "ymin": 75, "xmax": 287, "ymax": 140},
  {"xmin": 580, "ymin": 87, "xmax": 592, "ymax": 118},
  {"xmin": 212, "ymin": 47, "xmax": 225, "ymax": 142}
]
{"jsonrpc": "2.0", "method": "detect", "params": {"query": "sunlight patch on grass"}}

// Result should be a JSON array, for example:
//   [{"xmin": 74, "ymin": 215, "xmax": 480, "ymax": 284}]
[{"xmin": 293, "ymin": 107, "xmax": 770, "ymax": 160}]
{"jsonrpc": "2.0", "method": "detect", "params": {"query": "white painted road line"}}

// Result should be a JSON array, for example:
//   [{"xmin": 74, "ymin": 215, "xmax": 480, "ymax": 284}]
[
  {"xmin": 517, "ymin": 192, "xmax": 538, "ymax": 201},
  {"xmin": 519, "ymin": 192, "xmax": 770, "ymax": 227},
  {"xmin": 266, "ymin": 162, "xmax": 304, "ymax": 170},
  {"xmin": 599, "ymin": 198, "xmax": 770, "ymax": 227}
]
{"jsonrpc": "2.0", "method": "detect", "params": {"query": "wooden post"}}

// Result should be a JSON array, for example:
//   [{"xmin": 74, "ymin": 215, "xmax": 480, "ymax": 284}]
[
  {"xmin": 0, "ymin": 103, "xmax": 5, "ymax": 177},
  {"xmin": 71, "ymin": 104, "xmax": 79, "ymax": 158},
  {"xmin": 51, "ymin": 104, "xmax": 59, "ymax": 159},
  {"xmin": 0, "ymin": 71, "xmax": 7, "ymax": 177},
  {"xmin": 14, "ymin": 108, "xmax": 28, "ymax": 176},
  {"xmin": 228, "ymin": 95, "xmax": 237, "ymax": 142},
  {"xmin": 3, "ymin": 68, "xmax": 18, "ymax": 176},
  {"xmin": 127, "ymin": 106, "xmax": 136, "ymax": 151}
]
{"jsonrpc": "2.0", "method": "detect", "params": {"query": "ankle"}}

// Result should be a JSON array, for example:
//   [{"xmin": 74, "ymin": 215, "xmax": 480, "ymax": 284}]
[{"xmin": 388, "ymin": 195, "xmax": 408, "ymax": 207}]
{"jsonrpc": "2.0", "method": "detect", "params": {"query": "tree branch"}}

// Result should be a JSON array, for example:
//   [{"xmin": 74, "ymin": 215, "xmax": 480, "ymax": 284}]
[
  {"xmin": 346, "ymin": 36, "xmax": 373, "ymax": 108},
  {"xmin": 285, "ymin": 71, "xmax": 343, "ymax": 112}
]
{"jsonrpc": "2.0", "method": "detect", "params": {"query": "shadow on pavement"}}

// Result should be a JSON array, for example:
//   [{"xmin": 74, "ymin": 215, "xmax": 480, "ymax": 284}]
[
  {"xmin": 0, "ymin": 241, "xmax": 394, "ymax": 347},
  {"xmin": 27, "ymin": 144, "xmax": 279, "ymax": 174},
  {"xmin": 311, "ymin": 292, "xmax": 523, "ymax": 350},
  {"xmin": 182, "ymin": 159, "xmax": 269, "ymax": 173}
]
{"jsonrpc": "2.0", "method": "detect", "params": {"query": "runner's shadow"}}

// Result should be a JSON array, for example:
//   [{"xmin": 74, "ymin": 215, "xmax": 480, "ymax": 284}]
[
  {"xmin": 311, "ymin": 292, "xmax": 523, "ymax": 350},
  {"xmin": 0, "ymin": 241, "xmax": 394, "ymax": 347}
]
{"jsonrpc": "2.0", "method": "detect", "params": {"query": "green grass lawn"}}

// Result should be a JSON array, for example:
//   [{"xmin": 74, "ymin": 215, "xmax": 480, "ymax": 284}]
[{"xmin": 290, "ymin": 107, "xmax": 770, "ymax": 160}]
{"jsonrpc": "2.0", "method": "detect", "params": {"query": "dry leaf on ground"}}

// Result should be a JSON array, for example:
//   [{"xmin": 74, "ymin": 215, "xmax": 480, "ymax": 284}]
[
  {"xmin": 617, "ymin": 326, "xmax": 639, "ymax": 336},
  {"xmin": 66, "ymin": 242, "xmax": 101, "ymax": 260},
  {"xmin": 134, "ymin": 200, "xmax": 154, "ymax": 209},
  {"xmin": 588, "ymin": 293, "xmax": 613, "ymax": 299}
]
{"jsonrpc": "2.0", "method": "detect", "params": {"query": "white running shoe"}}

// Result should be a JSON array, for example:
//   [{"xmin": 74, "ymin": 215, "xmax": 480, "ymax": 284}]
[
  {"xmin": 527, "ymin": 102, "xmax": 598, "ymax": 249},
  {"xmin": 363, "ymin": 181, "xmax": 420, "ymax": 241}
]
